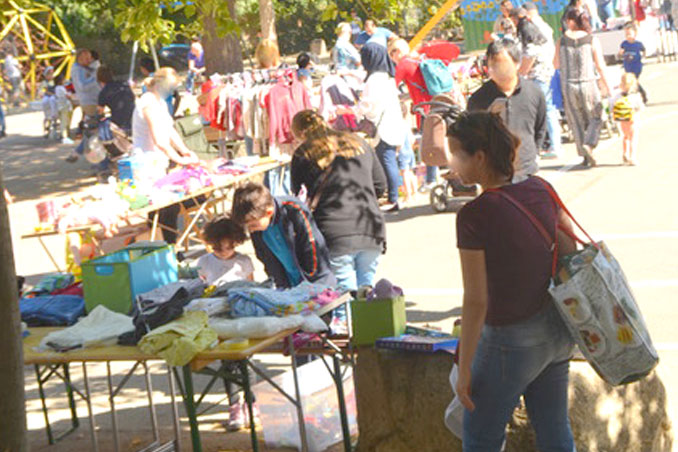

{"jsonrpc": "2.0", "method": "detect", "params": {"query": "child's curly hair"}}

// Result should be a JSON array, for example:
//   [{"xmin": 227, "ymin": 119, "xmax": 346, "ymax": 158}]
[{"xmin": 202, "ymin": 216, "xmax": 247, "ymax": 251}]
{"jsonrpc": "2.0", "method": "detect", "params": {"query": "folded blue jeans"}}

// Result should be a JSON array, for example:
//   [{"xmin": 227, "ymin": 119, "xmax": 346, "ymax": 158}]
[{"xmin": 463, "ymin": 302, "xmax": 576, "ymax": 452}]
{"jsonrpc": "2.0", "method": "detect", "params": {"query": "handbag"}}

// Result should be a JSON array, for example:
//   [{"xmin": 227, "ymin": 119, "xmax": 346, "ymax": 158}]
[{"xmin": 488, "ymin": 177, "xmax": 659, "ymax": 386}]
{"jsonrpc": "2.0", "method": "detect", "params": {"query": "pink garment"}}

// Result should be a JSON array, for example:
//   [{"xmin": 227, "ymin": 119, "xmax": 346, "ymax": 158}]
[
  {"xmin": 153, "ymin": 167, "xmax": 213, "ymax": 193},
  {"xmin": 265, "ymin": 76, "xmax": 311, "ymax": 145}
]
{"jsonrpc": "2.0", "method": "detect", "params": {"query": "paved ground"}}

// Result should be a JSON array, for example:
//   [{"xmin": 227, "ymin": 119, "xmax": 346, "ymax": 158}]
[{"xmin": 2, "ymin": 58, "xmax": 678, "ymax": 451}]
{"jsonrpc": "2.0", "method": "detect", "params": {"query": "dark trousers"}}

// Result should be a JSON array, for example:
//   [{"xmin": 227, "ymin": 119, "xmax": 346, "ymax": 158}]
[{"xmin": 149, "ymin": 195, "xmax": 207, "ymax": 245}]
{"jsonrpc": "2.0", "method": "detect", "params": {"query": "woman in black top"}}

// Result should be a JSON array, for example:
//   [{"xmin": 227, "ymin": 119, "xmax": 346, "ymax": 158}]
[{"xmin": 290, "ymin": 110, "xmax": 387, "ymax": 291}]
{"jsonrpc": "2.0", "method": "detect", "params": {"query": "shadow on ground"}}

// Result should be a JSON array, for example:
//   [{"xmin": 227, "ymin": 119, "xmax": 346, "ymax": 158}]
[
  {"xmin": 407, "ymin": 306, "xmax": 461, "ymax": 323},
  {"xmin": 0, "ymin": 133, "xmax": 97, "ymax": 201}
]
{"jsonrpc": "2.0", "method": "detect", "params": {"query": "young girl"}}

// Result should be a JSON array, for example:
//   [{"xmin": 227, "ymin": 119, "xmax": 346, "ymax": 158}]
[
  {"xmin": 611, "ymin": 72, "xmax": 643, "ymax": 165},
  {"xmin": 197, "ymin": 216, "xmax": 254, "ymax": 287},
  {"xmin": 197, "ymin": 216, "xmax": 255, "ymax": 430},
  {"xmin": 448, "ymin": 111, "xmax": 577, "ymax": 451}
]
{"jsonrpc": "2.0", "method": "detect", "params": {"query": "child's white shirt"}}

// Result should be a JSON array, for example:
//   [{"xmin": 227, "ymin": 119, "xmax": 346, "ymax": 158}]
[{"xmin": 197, "ymin": 252, "xmax": 254, "ymax": 286}]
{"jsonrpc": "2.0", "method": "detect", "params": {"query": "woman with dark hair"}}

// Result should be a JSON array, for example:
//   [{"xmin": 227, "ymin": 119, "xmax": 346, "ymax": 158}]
[
  {"xmin": 555, "ymin": 10, "xmax": 610, "ymax": 167},
  {"xmin": 290, "ymin": 109, "xmax": 387, "ymax": 291},
  {"xmin": 448, "ymin": 111, "xmax": 577, "ymax": 452},
  {"xmin": 354, "ymin": 42, "xmax": 407, "ymax": 212}
]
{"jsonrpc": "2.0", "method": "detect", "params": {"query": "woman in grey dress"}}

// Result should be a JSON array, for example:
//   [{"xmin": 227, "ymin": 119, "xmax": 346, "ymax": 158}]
[{"xmin": 555, "ymin": 10, "xmax": 610, "ymax": 166}]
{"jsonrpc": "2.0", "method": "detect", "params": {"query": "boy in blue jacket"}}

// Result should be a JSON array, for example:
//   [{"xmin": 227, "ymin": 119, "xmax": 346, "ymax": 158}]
[{"xmin": 232, "ymin": 182, "xmax": 336, "ymax": 289}]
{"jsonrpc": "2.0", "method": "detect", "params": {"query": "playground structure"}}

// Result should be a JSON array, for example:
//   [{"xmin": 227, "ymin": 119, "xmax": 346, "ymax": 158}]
[{"xmin": 0, "ymin": 0, "xmax": 75, "ymax": 101}]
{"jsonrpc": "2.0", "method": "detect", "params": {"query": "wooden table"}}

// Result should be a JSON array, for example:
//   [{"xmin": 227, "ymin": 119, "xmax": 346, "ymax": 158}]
[
  {"xmin": 21, "ymin": 159, "xmax": 288, "ymax": 271},
  {"xmin": 24, "ymin": 293, "xmax": 353, "ymax": 452}
]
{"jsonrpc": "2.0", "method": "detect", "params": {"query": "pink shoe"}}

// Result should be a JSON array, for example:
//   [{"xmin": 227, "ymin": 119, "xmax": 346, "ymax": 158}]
[{"xmin": 226, "ymin": 401, "xmax": 246, "ymax": 432}]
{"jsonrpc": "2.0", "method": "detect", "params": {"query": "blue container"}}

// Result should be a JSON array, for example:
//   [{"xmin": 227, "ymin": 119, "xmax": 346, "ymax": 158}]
[
  {"xmin": 81, "ymin": 244, "xmax": 178, "ymax": 314},
  {"xmin": 117, "ymin": 156, "xmax": 145, "ymax": 184}
]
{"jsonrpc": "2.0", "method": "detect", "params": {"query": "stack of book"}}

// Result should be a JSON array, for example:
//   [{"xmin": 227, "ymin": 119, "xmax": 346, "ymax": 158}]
[{"xmin": 375, "ymin": 325, "xmax": 458, "ymax": 353}]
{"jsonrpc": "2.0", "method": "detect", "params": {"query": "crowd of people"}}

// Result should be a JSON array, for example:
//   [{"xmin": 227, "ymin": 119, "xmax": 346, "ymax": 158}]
[{"xmin": 0, "ymin": 4, "xmax": 661, "ymax": 445}]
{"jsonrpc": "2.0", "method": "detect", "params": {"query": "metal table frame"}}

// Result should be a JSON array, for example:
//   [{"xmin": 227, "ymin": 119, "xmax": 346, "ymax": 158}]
[{"xmin": 33, "ymin": 360, "xmax": 180, "ymax": 452}]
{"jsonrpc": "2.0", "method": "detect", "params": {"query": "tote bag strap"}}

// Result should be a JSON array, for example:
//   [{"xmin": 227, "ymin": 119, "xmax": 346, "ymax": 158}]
[{"xmin": 532, "ymin": 176, "xmax": 598, "ymax": 247}]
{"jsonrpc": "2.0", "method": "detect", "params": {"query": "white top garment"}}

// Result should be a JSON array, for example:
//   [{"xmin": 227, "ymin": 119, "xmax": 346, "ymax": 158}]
[
  {"xmin": 4, "ymin": 54, "xmax": 21, "ymax": 79},
  {"xmin": 359, "ymin": 71, "xmax": 407, "ymax": 147},
  {"xmin": 132, "ymin": 92, "xmax": 173, "ymax": 165},
  {"xmin": 197, "ymin": 252, "xmax": 255, "ymax": 286}
]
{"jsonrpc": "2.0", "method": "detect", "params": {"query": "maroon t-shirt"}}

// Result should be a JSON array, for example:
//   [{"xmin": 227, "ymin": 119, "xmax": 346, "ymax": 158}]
[{"xmin": 456, "ymin": 177, "xmax": 558, "ymax": 326}]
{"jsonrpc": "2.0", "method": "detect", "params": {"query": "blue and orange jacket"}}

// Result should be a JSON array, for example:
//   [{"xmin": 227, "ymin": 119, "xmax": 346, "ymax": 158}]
[{"xmin": 250, "ymin": 196, "xmax": 337, "ymax": 289}]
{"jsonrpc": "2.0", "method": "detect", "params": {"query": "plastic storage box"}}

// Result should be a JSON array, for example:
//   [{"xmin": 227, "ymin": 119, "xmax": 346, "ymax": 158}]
[
  {"xmin": 350, "ymin": 296, "xmax": 407, "ymax": 346},
  {"xmin": 81, "ymin": 244, "xmax": 178, "ymax": 314}
]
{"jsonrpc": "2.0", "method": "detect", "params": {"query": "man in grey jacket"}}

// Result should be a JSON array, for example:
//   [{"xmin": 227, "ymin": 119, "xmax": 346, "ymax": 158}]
[{"xmin": 71, "ymin": 49, "xmax": 101, "ymax": 117}]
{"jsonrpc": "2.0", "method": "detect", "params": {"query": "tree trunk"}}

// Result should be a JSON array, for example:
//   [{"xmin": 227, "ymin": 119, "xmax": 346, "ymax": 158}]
[
  {"xmin": 0, "ymin": 166, "xmax": 27, "ymax": 452},
  {"xmin": 259, "ymin": 0, "xmax": 278, "ymax": 42},
  {"xmin": 202, "ymin": 0, "xmax": 244, "ymax": 75}
]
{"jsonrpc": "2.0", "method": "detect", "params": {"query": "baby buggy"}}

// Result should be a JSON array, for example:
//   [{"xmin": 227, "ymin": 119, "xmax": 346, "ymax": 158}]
[{"xmin": 413, "ymin": 95, "xmax": 479, "ymax": 213}]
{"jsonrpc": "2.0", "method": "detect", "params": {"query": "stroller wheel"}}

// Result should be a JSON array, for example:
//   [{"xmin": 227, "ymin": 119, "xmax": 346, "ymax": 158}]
[{"xmin": 430, "ymin": 184, "xmax": 449, "ymax": 213}]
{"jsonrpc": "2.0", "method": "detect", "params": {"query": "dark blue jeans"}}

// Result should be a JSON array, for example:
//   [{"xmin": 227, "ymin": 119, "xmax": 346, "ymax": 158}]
[
  {"xmin": 463, "ymin": 303, "xmax": 576, "ymax": 452},
  {"xmin": 375, "ymin": 140, "xmax": 401, "ymax": 203}
]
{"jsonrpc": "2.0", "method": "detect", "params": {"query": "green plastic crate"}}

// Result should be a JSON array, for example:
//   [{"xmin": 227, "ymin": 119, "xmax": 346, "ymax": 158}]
[
  {"xmin": 350, "ymin": 296, "xmax": 407, "ymax": 346},
  {"xmin": 81, "ymin": 244, "xmax": 178, "ymax": 314}
]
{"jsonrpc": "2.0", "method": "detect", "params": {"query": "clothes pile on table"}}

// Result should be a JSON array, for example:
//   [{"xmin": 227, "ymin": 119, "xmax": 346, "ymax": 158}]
[{"xmin": 29, "ymin": 271, "xmax": 341, "ymax": 366}]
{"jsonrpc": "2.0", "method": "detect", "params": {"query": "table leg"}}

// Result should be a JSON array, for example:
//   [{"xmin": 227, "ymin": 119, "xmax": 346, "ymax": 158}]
[
  {"xmin": 141, "ymin": 362, "xmax": 160, "ymax": 445},
  {"xmin": 63, "ymin": 364, "xmax": 80, "ymax": 432},
  {"xmin": 238, "ymin": 360, "xmax": 259, "ymax": 452},
  {"xmin": 35, "ymin": 364, "xmax": 54, "ymax": 445},
  {"xmin": 167, "ymin": 365, "xmax": 182, "ymax": 452},
  {"xmin": 332, "ymin": 354, "xmax": 352, "ymax": 452},
  {"xmin": 105, "ymin": 361, "xmax": 120, "ymax": 452},
  {"xmin": 176, "ymin": 200, "xmax": 209, "ymax": 249},
  {"xmin": 150, "ymin": 212, "xmax": 159, "ymax": 241},
  {"xmin": 288, "ymin": 337, "xmax": 309, "ymax": 452},
  {"xmin": 181, "ymin": 365, "xmax": 202, "ymax": 452},
  {"xmin": 38, "ymin": 236, "xmax": 62, "ymax": 272},
  {"xmin": 81, "ymin": 362, "xmax": 100, "ymax": 452}
]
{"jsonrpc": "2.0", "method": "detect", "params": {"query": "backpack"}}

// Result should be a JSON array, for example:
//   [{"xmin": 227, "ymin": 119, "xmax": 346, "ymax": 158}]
[
  {"xmin": 420, "ymin": 94, "xmax": 463, "ymax": 167},
  {"xmin": 174, "ymin": 114, "xmax": 215, "ymax": 155},
  {"xmin": 613, "ymin": 95, "xmax": 633, "ymax": 121},
  {"xmin": 419, "ymin": 59, "xmax": 455, "ymax": 96}
]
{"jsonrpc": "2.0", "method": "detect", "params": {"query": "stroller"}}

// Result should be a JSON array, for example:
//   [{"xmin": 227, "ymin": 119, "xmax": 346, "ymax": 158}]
[
  {"xmin": 413, "ymin": 94, "xmax": 479, "ymax": 213},
  {"xmin": 79, "ymin": 114, "xmax": 132, "ymax": 176}
]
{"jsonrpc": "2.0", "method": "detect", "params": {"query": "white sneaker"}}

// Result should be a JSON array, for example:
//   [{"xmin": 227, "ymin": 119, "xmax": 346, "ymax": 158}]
[{"xmin": 62, "ymin": 137, "xmax": 74, "ymax": 145}]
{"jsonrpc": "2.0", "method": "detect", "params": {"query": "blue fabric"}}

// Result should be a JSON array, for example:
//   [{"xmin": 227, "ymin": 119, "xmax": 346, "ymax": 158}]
[
  {"xmin": 398, "ymin": 133, "xmax": 416, "ymax": 170},
  {"xmin": 419, "ymin": 59, "xmax": 454, "ymax": 96},
  {"xmin": 0, "ymin": 100, "xmax": 5, "ymax": 134},
  {"xmin": 550, "ymin": 70, "xmax": 564, "ymax": 111},
  {"xmin": 426, "ymin": 165, "xmax": 439, "ymax": 184},
  {"xmin": 376, "ymin": 140, "xmax": 401, "ymax": 203},
  {"xmin": 328, "ymin": 249, "xmax": 381, "ymax": 292},
  {"xmin": 263, "ymin": 221, "xmax": 303, "ymax": 287},
  {"xmin": 597, "ymin": 0, "xmax": 614, "ymax": 24},
  {"xmin": 621, "ymin": 40, "xmax": 645, "ymax": 76},
  {"xmin": 228, "ymin": 282, "xmax": 331, "ymax": 317},
  {"xmin": 264, "ymin": 164, "xmax": 292, "ymax": 196},
  {"xmin": 333, "ymin": 40, "xmax": 361, "ymax": 70},
  {"xmin": 355, "ymin": 28, "xmax": 393, "ymax": 47},
  {"xmin": 536, "ymin": 80, "xmax": 562, "ymax": 154},
  {"xmin": 20, "ymin": 295, "xmax": 85, "ymax": 326},
  {"xmin": 462, "ymin": 303, "xmax": 576, "ymax": 452},
  {"xmin": 141, "ymin": 75, "xmax": 175, "ymax": 115}
]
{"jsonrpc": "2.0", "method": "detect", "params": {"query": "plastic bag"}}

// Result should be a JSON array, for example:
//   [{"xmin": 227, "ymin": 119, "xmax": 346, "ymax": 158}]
[
  {"xmin": 209, "ymin": 315, "xmax": 306, "ymax": 339},
  {"xmin": 444, "ymin": 363, "xmax": 463, "ymax": 439}
]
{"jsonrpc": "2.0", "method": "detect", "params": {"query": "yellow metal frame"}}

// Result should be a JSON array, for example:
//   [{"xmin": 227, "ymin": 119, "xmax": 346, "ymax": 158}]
[
  {"xmin": 408, "ymin": 0, "xmax": 461, "ymax": 49},
  {"xmin": 0, "ymin": 0, "xmax": 75, "ymax": 101}
]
